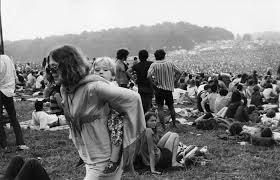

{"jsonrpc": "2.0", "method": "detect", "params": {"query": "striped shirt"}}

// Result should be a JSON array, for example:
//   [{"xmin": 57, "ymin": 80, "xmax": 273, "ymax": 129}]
[{"xmin": 147, "ymin": 60, "xmax": 181, "ymax": 91}]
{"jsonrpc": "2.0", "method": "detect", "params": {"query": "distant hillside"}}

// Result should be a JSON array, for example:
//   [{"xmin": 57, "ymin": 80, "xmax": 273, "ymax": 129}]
[
  {"xmin": 5, "ymin": 22, "xmax": 234, "ymax": 62},
  {"xmin": 251, "ymin": 31, "xmax": 280, "ymax": 41}
]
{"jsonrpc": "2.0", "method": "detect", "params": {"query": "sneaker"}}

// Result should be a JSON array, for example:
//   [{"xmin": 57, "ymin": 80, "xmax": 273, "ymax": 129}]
[
  {"xmin": 103, "ymin": 161, "xmax": 119, "ymax": 174},
  {"xmin": 17, "ymin": 145, "xmax": 30, "ymax": 150}
]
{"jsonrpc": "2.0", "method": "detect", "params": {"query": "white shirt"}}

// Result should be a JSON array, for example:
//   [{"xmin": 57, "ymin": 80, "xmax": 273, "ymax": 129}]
[
  {"xmin": 187, "ymin": 85, "xmax": 198, "ymax": 98},
  {"xmin": 35, "ymin": 75, "xmax": 44, "ymax": 89},
  {"xmin": 272, "ymin": 84, "xmax": 278, "ymax": 94},
  {"xmin": 197, "ymin": 84, "xmax": 206, "ymax": 94},
  {"xmin": 0, "ymin": 55, "xmax": 17, "ymax": 97},
  {"xmin": 27, "ymin": 73, "xmax": 36, "ymax": 85},
  {"xmin": 263, "ymin": 88, "xmax": 275, "ymax": 100},
  {"xmin": 31, "ymin": 110, "xmax": 58, "ymax": 130},
  {"xmin": 261, "ymin": 115, "xmax": 279, "ymax": 129},
  {"xmin": 173, "ymin": 88, "xmax": 187, "ymax": 100}
]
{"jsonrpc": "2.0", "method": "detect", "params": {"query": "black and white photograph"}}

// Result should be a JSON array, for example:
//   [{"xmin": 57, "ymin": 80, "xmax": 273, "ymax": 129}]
[{"xmin": 1, "ymin": 0, "xmax": 280, "ymax": 179}]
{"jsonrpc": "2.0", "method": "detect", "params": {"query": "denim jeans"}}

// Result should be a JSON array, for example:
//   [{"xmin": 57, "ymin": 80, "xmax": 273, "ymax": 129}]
[
  {"xmin": 138, "ymin": 92, "xmax": 153, "ymax": 113},
  {"xmin": 0, "ymin": 91, "xmax": 24, "ymax": 147}
]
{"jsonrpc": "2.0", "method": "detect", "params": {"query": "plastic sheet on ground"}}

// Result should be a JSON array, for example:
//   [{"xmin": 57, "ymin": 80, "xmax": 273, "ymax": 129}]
[
  {"xmin": 175, "ymin": 107, "xmax": 200, "ymax": 118},
  {"xmin": 242, "ymin": 125, "xmax": 260, "ymax": 136},
  {"xmin": 173, "ymin": 88, "xmax": 187, "ymax": 101},
  {"xmin": 262, "ymin": 104, "xmax": 278, "ymax": 111},
  {"xmin": 169, "ymin": 117, "xmax": 193, "ymax": 125},
  {"xmin": 176, "ymin": 142, "xmax": 210, "ymax": 166},
  {"xmin": 5, "ymin": 120, "xmax": 69, "ymax": 131},
  {"xmin": 26, "ymin": 97, "xmax": 44, "ymax": 102},
  {"xmin": 273, "ymin": 132, "xmax": 280, "ymax": 141},
  {"xmin": 175, "ymin": 108, "xmax": 189, "ymax": 117}
]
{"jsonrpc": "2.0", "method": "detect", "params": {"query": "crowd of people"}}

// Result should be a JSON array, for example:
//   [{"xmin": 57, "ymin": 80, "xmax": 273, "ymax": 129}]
[
  {"xmin": 1, "ymin": 42, "xmax": 280, "ymax": 179},
  {"xmin": 169, "ymin": 44, "xmax": 280, "ymax": 76}
]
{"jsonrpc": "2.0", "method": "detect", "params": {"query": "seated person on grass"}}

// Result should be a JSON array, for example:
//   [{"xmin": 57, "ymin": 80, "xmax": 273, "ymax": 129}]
[
  {"xmin": 225, "ymin": 91, "xmax": 249, "ymax": 122},
  {"xmin": 139, "ymin": 112, "xmax": 183, "ymax": 175},
  {"xmin": 178, "ymin": 78, "xmax": 187, "ymax": 90},
  {"xmin": 250, "ymin": 85, "xmax": 264, "ymax": 109},
  {"xmin": 197, "ymin": 84, "xmax": 210, "ymax": 112},
  {"xmin": 1, "ymin": 156, "xmax": 50, "ymax": 180},
  {"xmin": 236, "ymin": 84, "xmax": 248, "ymax": 106},
  {"xmin": 185, "ymin": 80, "xmax": 198, "ymax": 104},
  {"xmin": 214, "ymin": 89, "xmax": 230, "ymax": 114},
  {"xmin": 262, "ymin": 83, "xmax": 278, "ymax": 104},
  {"xmin": 261, "ymin": 109, "xmax": 280, "ymax": 130},
  {"xmin": 31, "ymin": 100, "xmax": 66, "ymax": 130},
  {"xmin": 201, "ymin": 85, "xmax": 218, "ymax": 113}
]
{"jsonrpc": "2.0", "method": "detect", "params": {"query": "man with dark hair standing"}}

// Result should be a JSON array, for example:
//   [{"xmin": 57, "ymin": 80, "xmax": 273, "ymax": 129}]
[
  {"xmin": 128, "ymin": 49, "xmax": 153, "ymax": 113},
  {"xmin": 147, "ymin": 49, "xmax": 182, "ymax": 129},
  {"xmin": 115, "ymin": 49, "xmax": 130, "ymax": 88},
  {"xmin": 0, "ymin": 55, "xmax": 29, "ymax": 150}
]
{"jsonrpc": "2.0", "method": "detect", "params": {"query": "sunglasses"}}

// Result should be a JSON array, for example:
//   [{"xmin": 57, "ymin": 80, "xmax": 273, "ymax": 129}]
[{"xmin": 46, "ymin": 64, "xmax": 59, "ymax": 74}]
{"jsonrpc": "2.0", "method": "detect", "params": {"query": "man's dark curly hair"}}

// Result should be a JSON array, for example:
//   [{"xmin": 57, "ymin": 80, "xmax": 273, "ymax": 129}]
[
  {"xmin": 154, "ymin": 49, "xmax": 166, "ymax": 60},
  {"xmin": 138, "ymin": 49, "xmax": 149, "ymax": 62},
  {"xmin": 116, "ymin": 49, "xmax": 129, "ymax": 60}
]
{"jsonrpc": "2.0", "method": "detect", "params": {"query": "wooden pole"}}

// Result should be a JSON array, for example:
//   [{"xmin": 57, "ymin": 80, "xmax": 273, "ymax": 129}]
[{"xmin": 0, "ymin": 0, "xmax": 4, "ymax": 54}]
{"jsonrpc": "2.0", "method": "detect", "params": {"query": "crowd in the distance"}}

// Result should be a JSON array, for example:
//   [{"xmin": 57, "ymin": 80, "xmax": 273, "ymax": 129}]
[
  {"xmin": 1, "ymin": 44, "xmax": 280, "ymax": 180},
  {"xmin": 168, "ymin": 45, "xmax": 280, "ymax": 75}
]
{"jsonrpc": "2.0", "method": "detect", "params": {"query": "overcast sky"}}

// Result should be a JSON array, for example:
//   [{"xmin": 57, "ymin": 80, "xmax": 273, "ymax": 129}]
[{"xmin": 3, "ymin": 0, "xmax": 280, "ymax": 41}]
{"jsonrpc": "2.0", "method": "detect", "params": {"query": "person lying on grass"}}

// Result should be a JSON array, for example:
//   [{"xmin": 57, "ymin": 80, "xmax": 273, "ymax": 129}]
[{"xmin": 139, "ymin": 112, "xmax": 183, "ymax": 175}]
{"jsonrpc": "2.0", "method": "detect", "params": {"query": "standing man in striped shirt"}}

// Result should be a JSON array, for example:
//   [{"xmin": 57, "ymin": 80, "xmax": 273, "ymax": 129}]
[{"xmin": 147, "ymin": 49, "xmax": 182, "ymax": 130}]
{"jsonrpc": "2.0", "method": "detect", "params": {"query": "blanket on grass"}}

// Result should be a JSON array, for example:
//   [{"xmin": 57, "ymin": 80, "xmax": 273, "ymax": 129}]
[{"xmin": 6, "ymin": 120, "xmax": 69, "ymax": 131}]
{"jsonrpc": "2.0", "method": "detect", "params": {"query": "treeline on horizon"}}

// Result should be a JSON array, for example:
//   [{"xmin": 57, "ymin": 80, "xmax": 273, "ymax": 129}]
[{"xmin": 5, "ymin": 21, "xmax": 234, "ymax": 62}]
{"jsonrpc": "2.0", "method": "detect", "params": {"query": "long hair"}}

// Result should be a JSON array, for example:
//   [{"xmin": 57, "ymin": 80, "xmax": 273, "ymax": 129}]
[
  {"xmin": 230, "ymin": 91, "xmax": 242, "ymax": 103},
  {"xmin": 145, "ymin": 111, "xmax": 158, "ymax": 134},
  {"xmin": 49, "ymin": 45, "xmax": 90, "ymax": 92}
]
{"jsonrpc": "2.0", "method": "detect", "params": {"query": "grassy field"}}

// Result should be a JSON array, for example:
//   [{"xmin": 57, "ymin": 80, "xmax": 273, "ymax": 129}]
[{"xmin": 1, "ymin": 101, "xmax": 280, "ymax": 180}]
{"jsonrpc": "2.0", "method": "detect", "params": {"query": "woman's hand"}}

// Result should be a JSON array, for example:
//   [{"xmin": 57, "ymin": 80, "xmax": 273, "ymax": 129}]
[{"xmin": 151, "ymin": 170, "xmax": 162, "ymax": 175}]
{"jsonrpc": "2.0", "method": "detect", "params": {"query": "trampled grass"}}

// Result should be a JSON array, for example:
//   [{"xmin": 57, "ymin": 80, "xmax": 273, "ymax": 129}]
[{"xmin": 1, "ymin": 101, "xmax": 280, "ymax": 180}]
